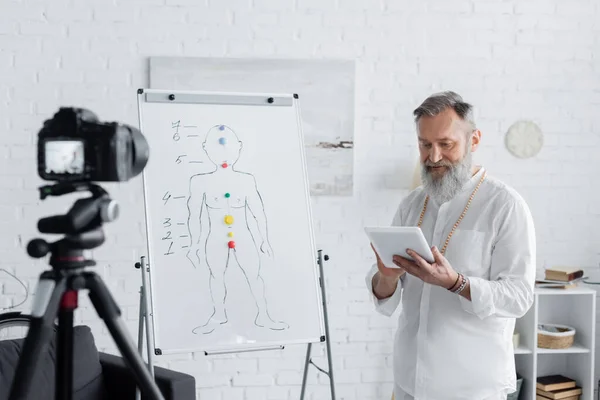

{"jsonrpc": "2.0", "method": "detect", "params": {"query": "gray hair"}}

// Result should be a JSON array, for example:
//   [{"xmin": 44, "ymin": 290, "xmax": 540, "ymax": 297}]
[{"xmin": 413, "ymin": 91, "xmax": 476, "ymax": 132}]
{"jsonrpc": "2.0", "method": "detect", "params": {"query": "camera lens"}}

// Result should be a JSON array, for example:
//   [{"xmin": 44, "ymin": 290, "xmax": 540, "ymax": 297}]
[{"xmin": 127, "ymin": 125, "xmax": 149, "ymax": 179}]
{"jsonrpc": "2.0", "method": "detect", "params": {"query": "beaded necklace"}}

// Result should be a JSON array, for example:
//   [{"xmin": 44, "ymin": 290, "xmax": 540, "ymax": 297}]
[{"xmin": 417, "ymin": 170, "xmax": 487, "ymax": 255}]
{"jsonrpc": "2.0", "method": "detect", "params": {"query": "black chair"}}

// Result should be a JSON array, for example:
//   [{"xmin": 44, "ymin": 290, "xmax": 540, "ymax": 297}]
[{"xmin": 0, "ymin": 324, "xmax": 196, "ymax": 400}]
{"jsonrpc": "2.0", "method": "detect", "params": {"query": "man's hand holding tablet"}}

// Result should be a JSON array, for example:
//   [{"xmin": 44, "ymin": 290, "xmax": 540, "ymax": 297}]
[
  {"xmin": 366, "ymin": 226, "xmax": 462, "ymax": 299},
  {"xmin": 370, "ymin": 242, "xmax": 406, "ymax": 300}
]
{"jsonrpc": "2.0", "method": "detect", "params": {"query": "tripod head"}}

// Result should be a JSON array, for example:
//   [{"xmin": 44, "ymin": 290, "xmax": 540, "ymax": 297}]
[{"xmin": 27, "ymin": 182, "xmax": 119, "ymax": 269}]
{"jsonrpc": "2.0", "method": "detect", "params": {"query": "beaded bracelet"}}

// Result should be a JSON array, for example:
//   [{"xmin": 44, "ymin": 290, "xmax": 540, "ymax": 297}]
[{"xmin": 452, "ymin": 274, "xmax": 468, "ymax": 295}]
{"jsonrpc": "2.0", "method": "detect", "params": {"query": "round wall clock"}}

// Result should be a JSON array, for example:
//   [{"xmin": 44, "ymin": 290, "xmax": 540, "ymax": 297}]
[{"xmin": 504, "ymin": 120, "xmax": 543, "ymax": 159}]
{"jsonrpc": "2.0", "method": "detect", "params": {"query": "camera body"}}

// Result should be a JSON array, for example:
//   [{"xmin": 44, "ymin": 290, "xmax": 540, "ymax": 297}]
[{"xmin": 37, "ymin": 107, "xmax": 149, "ymax": 182}]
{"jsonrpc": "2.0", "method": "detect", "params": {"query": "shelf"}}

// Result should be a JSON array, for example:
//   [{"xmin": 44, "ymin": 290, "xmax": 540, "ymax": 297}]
[
  {"xmin": 535, "ymin": 286, "xmax": 597, "ymax": 295},
  {"xmin": 536, "ymin": 342, "xmax": 590, "ymax": 354},
  {"xmin": 513, "ymin": 343, "xmax": 590, "ymax": 354},
  {"xmin": 514, "ymin": 345, "xmax": 532, "ymax": 354},
  {"xmin": 514, "ymin": 287, "xmax": 595, "ymax": 400}
]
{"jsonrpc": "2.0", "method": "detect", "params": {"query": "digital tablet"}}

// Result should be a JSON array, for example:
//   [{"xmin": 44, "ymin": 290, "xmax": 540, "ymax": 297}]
[{"xmin": 364, "ymin": 226, "xmax": 435, "ymax": 269}]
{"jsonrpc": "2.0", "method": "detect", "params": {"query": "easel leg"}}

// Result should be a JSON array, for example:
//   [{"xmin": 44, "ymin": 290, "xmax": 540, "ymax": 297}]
[
  {"xmin": 300, "ymin": 342, "xmax": 312, "ymax": 400},
  {"xmin": 136, "ymin": 287, "xmax": 145, "ymax": 400},
  {"xmin": 135, "ymin": 256, "xmax": 157, "ymax": 400},
  {"xmin": 140, "ymin": 256, "xmax": 156, "ymax": 376},
  {"xmin": 137, "ymin": 288, "xmax": 145, "ymax": 358},
  {"xmin": 299, "ymin": 250, "xmax": 336, "ymax": 399},
  {"xmin": 318, "ymin": 250, "xmax": 336, "ymax": 400}
]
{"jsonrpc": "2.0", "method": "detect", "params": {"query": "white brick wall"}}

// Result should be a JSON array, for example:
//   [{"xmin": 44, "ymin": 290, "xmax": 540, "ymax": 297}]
[{"xmin": 1, "ymin": 0, "xmax": 600, "ymax": 399}]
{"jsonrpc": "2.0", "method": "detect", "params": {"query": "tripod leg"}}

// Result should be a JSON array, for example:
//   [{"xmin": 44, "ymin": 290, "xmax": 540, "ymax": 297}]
[
  {"xmin": 9, "ymin": 273, "xmax": 67, "ymax": 400},
  {"xmin": 83, "ymin": 272, "xmax": 165, "ymax": 400},
  {"xmin": 57, "ymin": 290, "xmax": 77, "ymax": 400}
]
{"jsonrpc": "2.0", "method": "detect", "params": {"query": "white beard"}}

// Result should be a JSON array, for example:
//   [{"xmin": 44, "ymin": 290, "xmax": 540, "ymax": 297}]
[{"xmin": 420, "ymin": 150, "xmax": 473, "ymax": 204}]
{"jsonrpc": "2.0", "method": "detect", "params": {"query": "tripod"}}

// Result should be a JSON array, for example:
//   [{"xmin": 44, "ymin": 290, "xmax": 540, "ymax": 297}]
[{"xmin": 8, "ymin": 182, "xmax": 164, "ymax": 400}]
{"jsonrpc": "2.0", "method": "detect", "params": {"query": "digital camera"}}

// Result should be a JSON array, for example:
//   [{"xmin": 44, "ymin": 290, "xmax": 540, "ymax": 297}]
[{"xmin": 37, "ymin": 107, "xmax": 149, "ymax": 182}]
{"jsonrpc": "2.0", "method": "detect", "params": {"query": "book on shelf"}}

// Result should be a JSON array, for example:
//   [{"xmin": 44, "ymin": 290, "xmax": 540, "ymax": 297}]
[
  {"xmin": 537, "ymin": 374, "xmax": 576, "ymax": 391},
  {"xmin": 536, "ymin": 389, "xmax": 580, "ymax": 399},
  {"xmin": 536, "ymin": 375, "xmax": 580, "ymax": 399},
  {"xmin": 535, "ymin": 278, "xmax": 582, "ymax": 289},
  {"xmin": 544, "ymin": 267, "xmax": 584, "ymax": 282},
  {"xmin": 536, "ymin": 267, "xmax": 585, "ymax": 289}
]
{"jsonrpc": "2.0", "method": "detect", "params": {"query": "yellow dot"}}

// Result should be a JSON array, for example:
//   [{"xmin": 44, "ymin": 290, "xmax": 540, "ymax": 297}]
[
  {"xmin": 224, "ymin": 215, "xmax": 234, "ymax": 225},
  {"xmin": 228, "ymin": 232, "xmax": 234, "ymax": 237}
]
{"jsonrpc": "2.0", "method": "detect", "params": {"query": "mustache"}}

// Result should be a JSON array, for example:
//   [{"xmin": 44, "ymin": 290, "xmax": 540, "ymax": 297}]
[{"xmin": 424, "ymin": 160, "xmax": 453, "ymax": 168}]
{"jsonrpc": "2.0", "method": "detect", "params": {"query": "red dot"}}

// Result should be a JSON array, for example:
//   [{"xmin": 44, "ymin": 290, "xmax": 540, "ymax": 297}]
[
  {"xmin": 221, "ymin": 162, "xmax": 228, "ymax": 168},
  {"xmin": 228, "ymin": 241, "xmax": 235, "ymax": 249}
]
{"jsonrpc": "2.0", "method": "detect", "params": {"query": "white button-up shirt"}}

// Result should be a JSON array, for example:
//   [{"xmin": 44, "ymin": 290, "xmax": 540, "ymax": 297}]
[{"xmin": 366, "ymin": 167, "xmax": 536, "ymax": 399}]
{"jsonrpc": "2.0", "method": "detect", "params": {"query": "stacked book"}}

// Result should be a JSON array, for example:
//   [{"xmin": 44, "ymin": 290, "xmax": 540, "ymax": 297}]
[
  {"xmin": 537, "ymin": 374, "xmax": 581, "ymax": 399},
  {"xmin": 535, "ymin": 266, "xmax": 585, "ymax": 289}
]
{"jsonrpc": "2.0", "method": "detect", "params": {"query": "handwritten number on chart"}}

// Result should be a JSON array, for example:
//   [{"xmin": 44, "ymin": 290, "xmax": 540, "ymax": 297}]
[
  {"xmin": 162, "ymin": 191, "xmax": 171, "ymax": 205},
  {"xmin": 166, "ymin": 120, "xmax": 194, "ymax": 255},
  {"xmin": 162, "ymin": 217, "xmax": 174, "ymax": 255},
  {"xmin": 172, "ymin": 120, "xmax": 181, "ymax": 141},
  {"xmin": 164, "ymin": 241, "xmax": 174, "ymax": 256},
  {"xmin": 162, "ymin": 190, "xmax": 174, "ymax": 254}
]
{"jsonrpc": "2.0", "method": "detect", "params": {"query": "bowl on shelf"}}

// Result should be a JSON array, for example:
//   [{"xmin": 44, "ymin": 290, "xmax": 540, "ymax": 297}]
[{"xmin": 537, "ymin": 323, "xmax": 576, "ymax": 349}]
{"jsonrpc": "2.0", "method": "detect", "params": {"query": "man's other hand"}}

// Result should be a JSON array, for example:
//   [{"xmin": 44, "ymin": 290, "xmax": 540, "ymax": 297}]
[{"xmin": 371, "ymin": 243, "xmax": 405, "ymax": 300}]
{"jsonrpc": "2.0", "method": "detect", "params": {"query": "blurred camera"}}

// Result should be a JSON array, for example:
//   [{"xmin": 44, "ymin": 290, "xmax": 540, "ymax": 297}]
[{"xmin": 37, "ymin": 107, "xmax": 149, "ymax": 182}]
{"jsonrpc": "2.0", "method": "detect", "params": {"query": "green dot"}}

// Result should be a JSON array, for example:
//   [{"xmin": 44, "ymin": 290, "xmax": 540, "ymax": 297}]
[{"xmin": 225, "ymin": 193, "xmax": 230, "ymax": 198}]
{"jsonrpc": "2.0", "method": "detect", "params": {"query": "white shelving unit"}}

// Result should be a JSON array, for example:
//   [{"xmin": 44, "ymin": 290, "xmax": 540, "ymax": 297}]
[{"xmin": 513, "ymin": 286, "xmax": 596, "ymax": 400}]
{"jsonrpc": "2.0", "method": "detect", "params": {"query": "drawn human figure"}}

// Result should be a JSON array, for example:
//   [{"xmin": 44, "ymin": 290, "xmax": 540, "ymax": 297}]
[{"xmin": 186, "ymin": 124, "xmax": 289, "ymax": 334}]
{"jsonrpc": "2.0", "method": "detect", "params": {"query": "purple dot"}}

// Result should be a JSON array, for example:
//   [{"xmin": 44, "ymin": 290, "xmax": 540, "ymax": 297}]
[{"xmin": 219, "ymin": 125, "xmax": 225, "ymax": 131}]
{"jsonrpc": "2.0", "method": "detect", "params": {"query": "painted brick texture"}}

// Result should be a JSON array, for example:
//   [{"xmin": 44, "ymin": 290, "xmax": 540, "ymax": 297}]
[{"xmin": 1, "ymin": 0, "xmax": 599, "ymax": 399}]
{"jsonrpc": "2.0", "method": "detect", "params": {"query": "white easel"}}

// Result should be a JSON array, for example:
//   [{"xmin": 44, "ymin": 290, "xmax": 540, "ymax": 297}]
[{"xmin": 133, "ymin": 88, "xmax": 337, "ymax": 399}]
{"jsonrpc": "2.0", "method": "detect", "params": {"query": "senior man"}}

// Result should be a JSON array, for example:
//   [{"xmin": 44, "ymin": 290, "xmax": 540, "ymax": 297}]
[{"xmin": 367, "ymin": 91, "xmax": 536, "ymax": 400}]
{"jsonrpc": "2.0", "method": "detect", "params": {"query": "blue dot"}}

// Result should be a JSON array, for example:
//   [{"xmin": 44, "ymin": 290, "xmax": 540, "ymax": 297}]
[
  {"xmin": 219, "ymin": 137, "xmax": 226, "ymax": 145},
  {"xmin": 219, "ymin": 125, "xmax": 225, "ymax": 131}
]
